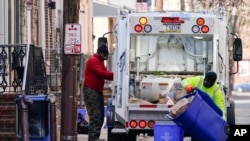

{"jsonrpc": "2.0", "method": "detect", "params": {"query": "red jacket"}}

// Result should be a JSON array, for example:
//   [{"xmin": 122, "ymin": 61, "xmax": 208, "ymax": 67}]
[{"xmin": 83, "ymin": 54, "xmax": 113, "ymax": 93}]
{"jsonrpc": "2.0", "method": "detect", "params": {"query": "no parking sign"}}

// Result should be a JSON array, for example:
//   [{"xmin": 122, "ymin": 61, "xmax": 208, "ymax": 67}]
[{"xmin": 64, "ymin": 24, "xmax": 82, "ymax": 54}]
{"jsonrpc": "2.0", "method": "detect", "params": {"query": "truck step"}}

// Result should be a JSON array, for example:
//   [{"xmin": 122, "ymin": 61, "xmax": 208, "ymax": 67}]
[{"xmin": 111, "ymin": 128, "xmax": 128, "ymax": 134}]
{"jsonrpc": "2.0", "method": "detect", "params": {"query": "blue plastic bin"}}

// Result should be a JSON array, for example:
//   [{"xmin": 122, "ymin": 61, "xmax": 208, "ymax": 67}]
[
  {"xmin": 77, "ymin": 109, "xmax": 86, "ymax": 123},
  {"xmin": 154, "ymin": 123, "xmax": 184, "ymax": 141},
  {"xmin": 103, "ymin": 106, "xmax": 107, "ymax": 128},
  {"xmin": 77, "ymin": 107, "xmax": 107, "ymax": 128},
  {"xmin": 16, "ymin": 95, "xmax": 50, "ymax": 141},
  {"xmin": 172, "ymin": 88, "xmax": 228, "ymax": 141}
]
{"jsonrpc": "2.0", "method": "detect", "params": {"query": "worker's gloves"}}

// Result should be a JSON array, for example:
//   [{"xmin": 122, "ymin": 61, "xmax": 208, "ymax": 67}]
[{"xmin": 185, "ymin": 85, "xmax": 193, "ymax": 93}]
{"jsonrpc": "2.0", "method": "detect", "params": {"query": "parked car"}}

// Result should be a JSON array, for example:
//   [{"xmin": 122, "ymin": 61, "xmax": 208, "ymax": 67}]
[{"xmin": 233, "ymin": 82, "xmax": 250, "ymax": 92}]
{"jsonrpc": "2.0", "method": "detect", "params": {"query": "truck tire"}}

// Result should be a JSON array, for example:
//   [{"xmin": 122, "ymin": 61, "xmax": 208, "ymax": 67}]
[
  {"xmin": 227, "ymin": 100, "xmax": 235, "ymax": 125},
  {"xmin": 128, "ymin": 130, "xmax": 137, "ymax": 141},
  {"xmin": 224, "ymin": 124, "xmax": 230, "ymax": 135}
]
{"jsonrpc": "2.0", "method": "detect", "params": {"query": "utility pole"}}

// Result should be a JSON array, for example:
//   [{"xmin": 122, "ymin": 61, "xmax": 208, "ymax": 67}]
[{"xmin": 60, "ymin": 0, "xmax": 79, "ymax": 141}]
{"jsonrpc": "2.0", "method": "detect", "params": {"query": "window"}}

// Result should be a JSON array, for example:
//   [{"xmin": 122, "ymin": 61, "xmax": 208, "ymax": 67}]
[{"xmin": 239, "ymin": 61, "xmax": 250, "ymax": 76}]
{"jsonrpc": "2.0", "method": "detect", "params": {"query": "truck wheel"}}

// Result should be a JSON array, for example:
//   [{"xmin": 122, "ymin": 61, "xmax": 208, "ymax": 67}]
[
  {"xmin": 107, "ymin": 126, "xmax": 114, "ymax": 141},
  {"xmin": 128, "ymin": 130, "xmax": 137, "ymax": 141},
  {"xmin": 227, "ymin": 100, "xmax": 235, "ymax": 125},
  {"xmin": 224, "ymin": 124, "xmax": 230, "ymax": 135}
]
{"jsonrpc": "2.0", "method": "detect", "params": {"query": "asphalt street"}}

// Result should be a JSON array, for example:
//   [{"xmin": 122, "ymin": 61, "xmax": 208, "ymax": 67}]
[{"xmin": 77, "ymin": 92, "xmax": 250, "ymax": 141}]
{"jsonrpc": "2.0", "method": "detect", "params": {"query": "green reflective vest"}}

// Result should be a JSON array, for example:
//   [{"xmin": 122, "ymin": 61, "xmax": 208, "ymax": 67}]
[{"xmin": 182, "ymin": 76, "xmax": 226, "ymax": 120}]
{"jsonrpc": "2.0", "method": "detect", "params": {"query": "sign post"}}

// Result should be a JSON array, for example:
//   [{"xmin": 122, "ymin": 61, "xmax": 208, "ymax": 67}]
[{"xmin": 64, "ymin": 24, "xmax": 82, "ymax": 54}]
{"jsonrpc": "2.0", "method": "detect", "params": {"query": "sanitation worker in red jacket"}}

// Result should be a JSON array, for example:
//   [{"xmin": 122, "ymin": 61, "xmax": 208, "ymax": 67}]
[
  {"xmin": 181, "ymin": 71, "xmax": 226, "ymax": 120},
  {"xmin": 83, "ymin": 44, "xmax": 113, "ymax": 141}
]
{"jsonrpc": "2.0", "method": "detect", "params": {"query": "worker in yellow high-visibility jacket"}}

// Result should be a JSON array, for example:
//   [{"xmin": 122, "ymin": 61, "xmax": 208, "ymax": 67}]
[{"xmin": 181, "ymin": 71, "xmax": 226, "ymax": 120}]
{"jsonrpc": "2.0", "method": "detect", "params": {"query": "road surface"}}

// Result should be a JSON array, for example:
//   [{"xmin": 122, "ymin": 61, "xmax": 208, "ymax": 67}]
[{"xmin": 77, "ymin": 92, "xmax": 250, "ymax": 141}]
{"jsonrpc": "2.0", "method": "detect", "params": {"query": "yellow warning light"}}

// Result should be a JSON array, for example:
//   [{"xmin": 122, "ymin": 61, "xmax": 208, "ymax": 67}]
[{"xmin": 139, "ymin": 17, "xmax": 147, "ymax": 25}]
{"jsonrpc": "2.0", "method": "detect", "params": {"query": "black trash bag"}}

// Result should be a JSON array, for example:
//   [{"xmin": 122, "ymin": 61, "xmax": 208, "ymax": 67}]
[{"xmin": 77, "ymin": 112, "xmax": 89, "ymax": 134}]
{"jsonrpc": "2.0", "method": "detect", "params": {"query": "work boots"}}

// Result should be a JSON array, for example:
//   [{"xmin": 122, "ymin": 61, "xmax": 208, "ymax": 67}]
[{"xmin": 92, "ymin": 139, "xmax": 105, "ymax": 141}]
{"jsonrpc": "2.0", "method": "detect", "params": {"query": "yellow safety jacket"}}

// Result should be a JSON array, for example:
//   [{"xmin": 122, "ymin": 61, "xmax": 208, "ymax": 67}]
[{"xmin": 182, "ymin": 76, "xmax": 226, "ymax": 120}]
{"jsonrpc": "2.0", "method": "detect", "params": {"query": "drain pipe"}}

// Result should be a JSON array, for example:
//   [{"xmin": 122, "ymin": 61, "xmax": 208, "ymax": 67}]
[
  {"xmin": 39, "ymin": 0, "xmax": 46, "ymax": 60},
  {"xmin": 19, "ymin": 95, "xmax": 33, "ymax": 141},
  {"xmin": 47, "ymin": 94, "xmax": 57, "ymax": 141}
]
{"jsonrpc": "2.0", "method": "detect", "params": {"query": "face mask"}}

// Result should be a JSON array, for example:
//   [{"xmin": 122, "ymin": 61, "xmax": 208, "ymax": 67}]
[
  {"xmin": 100, "ymin": 53, "xmax": 108, "ymax": 60},
  {"xmin": 203, "ymin": 79, "xmax": 214, "ymax": 88},
  {"xmin": 103, "ymin": 55, "xmax": 108, "ymax": 60}
]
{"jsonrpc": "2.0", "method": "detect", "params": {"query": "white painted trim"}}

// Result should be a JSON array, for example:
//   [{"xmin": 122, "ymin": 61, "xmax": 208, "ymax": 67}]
[{"xmin": 93, "ymin": 2, "xmax": 120, "ymax": 17}]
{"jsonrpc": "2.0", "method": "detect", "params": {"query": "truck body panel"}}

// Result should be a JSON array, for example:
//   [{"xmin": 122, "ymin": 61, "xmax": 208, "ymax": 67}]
[{"xmin": 107, "ymin": 8, "xmax": 239, "ymax": 140}]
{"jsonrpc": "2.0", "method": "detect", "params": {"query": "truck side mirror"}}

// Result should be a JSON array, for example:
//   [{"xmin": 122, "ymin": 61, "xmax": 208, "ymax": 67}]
[
  {"xmin": 233, "ymin": 38, "xmax": 242, "ymax": 61},
  {"xmin": 98, "ymin": 37, "xmax": 108, "ymax": 48}
]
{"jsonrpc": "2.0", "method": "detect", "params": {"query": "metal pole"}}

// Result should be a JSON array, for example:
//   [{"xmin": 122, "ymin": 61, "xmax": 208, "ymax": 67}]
[
  {"xmin": 79, "ymin": 54, "xmax": 84, "ymax": 108},
  {"xmin": 47, "ymin": 94, "xmax": 57, "ymax": 141},
  {"xmin": 27, "ymin": 6, "xmax": 31, "ymax": 44},
  {"xmin": 19, "ymin": 95, "xmax": 33, "ymax": 141},
  {"xmin": 39, "ymin": 0, "xmax": 46, "ymax": 59},
  {"xmin": 20, "ymin": 2, "xmax": 33, "ymax": 140}
]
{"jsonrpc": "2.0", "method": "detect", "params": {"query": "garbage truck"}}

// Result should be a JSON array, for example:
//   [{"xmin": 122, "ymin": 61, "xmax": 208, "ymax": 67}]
[{"xmin": 102, "ymin": 7, "xmax": 242, "ymax": 141}]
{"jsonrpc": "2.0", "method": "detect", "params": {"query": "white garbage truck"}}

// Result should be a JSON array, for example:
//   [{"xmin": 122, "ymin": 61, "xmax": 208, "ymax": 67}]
[{"xmin": 101, "ymin": 7, "xmax": 242, "ymax": 141}]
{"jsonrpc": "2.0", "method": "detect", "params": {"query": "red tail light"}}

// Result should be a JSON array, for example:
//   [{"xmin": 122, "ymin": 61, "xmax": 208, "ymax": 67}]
[
  {"xmin": 201, "ymin": 25, "xmax": 209, "ymax": 33},
  {"xmin": 134, "ymin": 24, "xmax": 143, "ymax": 32},
  {"xmin": 130, "ymin": 120, "xmax": 137, "ymax": 128},
  {"xmin": 161, "ymin": 17, "xmax": 184, "ymax": 23},
  {"xmin": 139, "ymin": 120, "xmax": 147, "ymax": 128}
]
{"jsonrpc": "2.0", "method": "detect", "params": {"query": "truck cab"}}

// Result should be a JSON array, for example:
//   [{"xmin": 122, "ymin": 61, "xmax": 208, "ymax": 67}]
[{"xmin": 105, "ymin": 8, "xmax": 242, "ymax": 141}]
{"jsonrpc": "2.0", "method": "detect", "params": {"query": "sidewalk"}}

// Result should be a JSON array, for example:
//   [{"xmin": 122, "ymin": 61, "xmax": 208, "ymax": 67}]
[
  {"xmin": 231, "ymin": 91, "xmax": 250, "ymax": 100},
  {"xmin": 77, "ymin": 128, "xmax": 107, "ymax": 141},
  {"xmin": 77, "ymin": 128, "xmax": 192, "ymax": 141}
]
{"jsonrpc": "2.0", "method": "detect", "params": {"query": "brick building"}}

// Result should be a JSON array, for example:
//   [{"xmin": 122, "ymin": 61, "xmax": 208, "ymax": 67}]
[{"xmin": 0, "ymin": 1, "xmax": 60, "ymax": 140}]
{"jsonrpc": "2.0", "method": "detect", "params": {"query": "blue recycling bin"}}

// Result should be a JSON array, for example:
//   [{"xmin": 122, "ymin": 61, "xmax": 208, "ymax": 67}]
[
  {"xmin": 77, "ymin": 106, "xmax": 107, "ymax": 129},
  {"xmin": 172, "ymin": 88, "xmax": 228, "ymax": 141},
  {"xmin": 16, "ymin": 95, "xmax": 50, "ymax": 141},
  {"xmin": 154, "ymin": 123, "xmax": 184, "ymax": 141}
]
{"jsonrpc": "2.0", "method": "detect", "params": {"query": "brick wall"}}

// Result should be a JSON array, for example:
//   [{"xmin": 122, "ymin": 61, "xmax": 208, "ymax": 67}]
[
  {"xmin": 20, "ymin": 0, "xmax": 57, "ymax": 74},
  {"xmin": 0, "ymin": 93, "xmax": 16, "ymax": 141}
]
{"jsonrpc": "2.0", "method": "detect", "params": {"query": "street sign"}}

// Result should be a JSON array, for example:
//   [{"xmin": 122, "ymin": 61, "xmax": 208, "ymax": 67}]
[{"xmin": 64, "ymin": 24, "xmax": 82, "ymax": 54}]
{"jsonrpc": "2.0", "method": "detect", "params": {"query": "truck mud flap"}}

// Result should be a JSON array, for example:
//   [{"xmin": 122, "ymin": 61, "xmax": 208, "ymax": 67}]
[{"xmin": 227, "ymin": 99, "xmax": 235, "ymax": 125}]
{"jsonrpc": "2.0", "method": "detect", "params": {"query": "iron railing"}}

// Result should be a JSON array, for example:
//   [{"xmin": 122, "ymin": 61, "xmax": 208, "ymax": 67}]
[{"xmin": 0, "ymin": 44, "xmax": 47, "ymax": 94}]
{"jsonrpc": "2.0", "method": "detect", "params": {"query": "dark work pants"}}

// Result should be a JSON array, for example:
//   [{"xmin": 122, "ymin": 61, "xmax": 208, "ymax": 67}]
[{"xmin": 83, "ymin": 86, "xmax": 104, "ymax": 141}]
